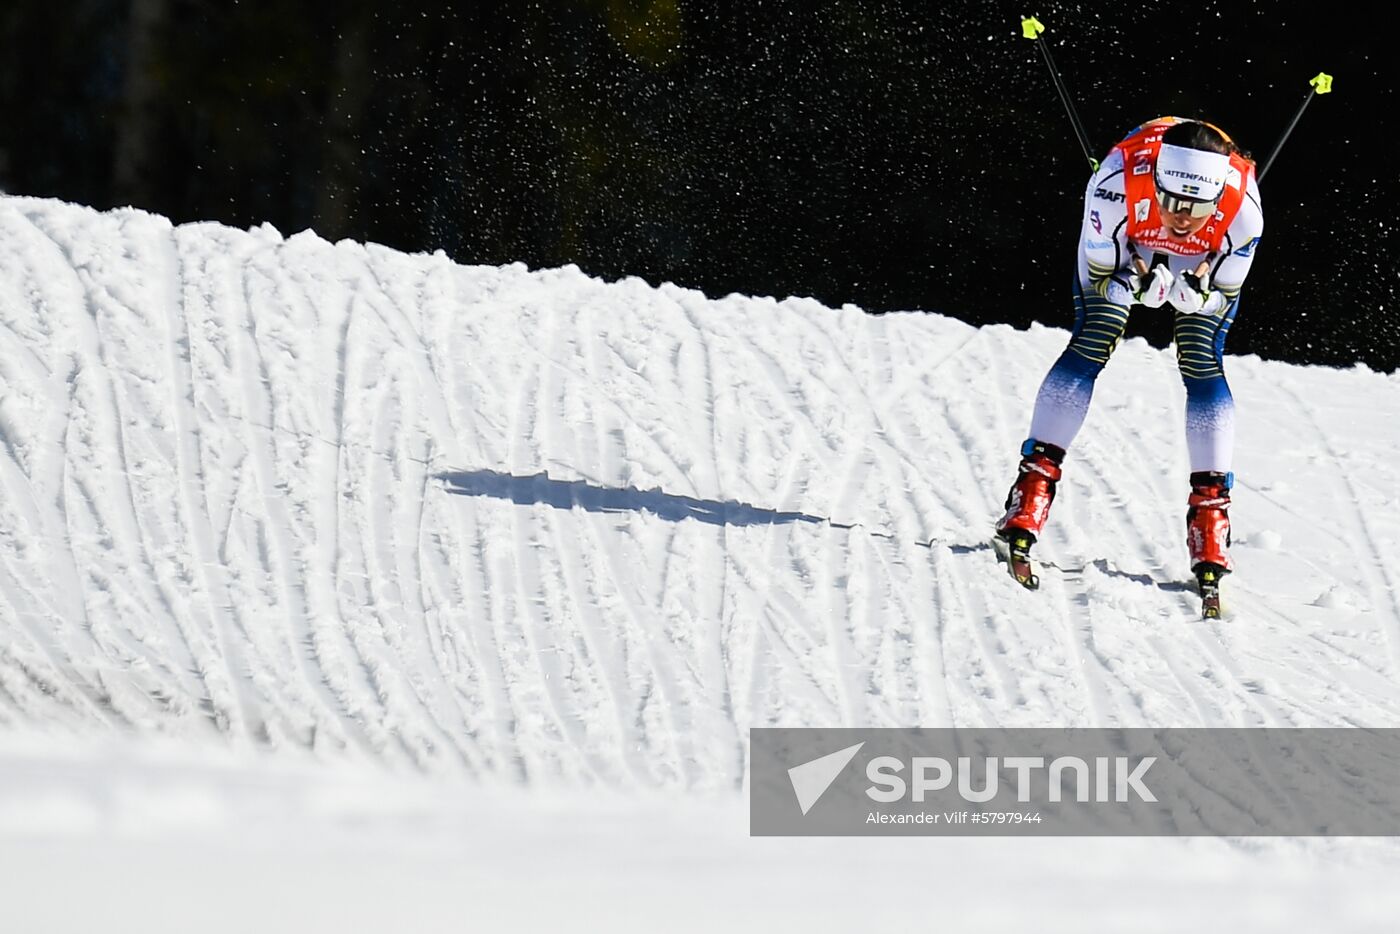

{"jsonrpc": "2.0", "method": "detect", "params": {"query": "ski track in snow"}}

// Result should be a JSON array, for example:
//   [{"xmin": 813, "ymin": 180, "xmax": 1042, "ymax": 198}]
[{"xmin": 3, "ymin": 195, "xmax": 1400, "ymax": 793}]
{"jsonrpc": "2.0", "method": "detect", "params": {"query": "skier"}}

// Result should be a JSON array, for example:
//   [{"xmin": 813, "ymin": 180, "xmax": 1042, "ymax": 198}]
[{"xmin": 993, "ymin": 116, "xmax": 1263, "ymax": 615}]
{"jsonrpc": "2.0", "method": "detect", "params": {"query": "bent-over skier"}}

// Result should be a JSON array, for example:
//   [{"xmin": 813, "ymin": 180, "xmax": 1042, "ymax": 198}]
[{"xmin": 993, "ymin": 116, "xmax": 1264, "ymax": 617}]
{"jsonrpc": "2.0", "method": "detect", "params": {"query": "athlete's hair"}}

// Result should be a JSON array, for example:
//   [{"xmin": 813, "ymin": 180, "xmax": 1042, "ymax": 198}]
[{"xmin": 1164, "ymin": 120, "xmax": 1253, "ymax": 163}]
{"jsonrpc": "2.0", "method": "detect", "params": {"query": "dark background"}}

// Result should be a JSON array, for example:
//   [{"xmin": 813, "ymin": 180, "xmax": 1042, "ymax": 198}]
[{"xmin": 2, "ymin": 0, "xmax": 1393, "ymax": 369}]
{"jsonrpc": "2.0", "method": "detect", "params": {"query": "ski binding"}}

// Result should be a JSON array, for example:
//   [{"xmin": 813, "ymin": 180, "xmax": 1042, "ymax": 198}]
[
  {"xmin": 1195, "ymin": 563, "xmax": 1227, "ymax": 620},
  {"xmin": 992, "ymin": 532, "xmax": 1040, "ymax": 591}
]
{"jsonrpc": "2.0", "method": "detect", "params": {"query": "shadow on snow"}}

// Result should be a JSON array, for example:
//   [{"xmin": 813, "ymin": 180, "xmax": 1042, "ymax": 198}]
[
  {"xmin": 436, "ymin": 469, "xmax": 1194, "ymax": 593},
  {"xmin": 436, "ymin": 468, "xmax": 827, "ymax": 528}
]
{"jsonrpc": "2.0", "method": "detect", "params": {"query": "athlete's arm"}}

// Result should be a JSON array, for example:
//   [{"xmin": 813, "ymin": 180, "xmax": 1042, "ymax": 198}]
[
  {"xmin": 1209, "ymin": 173, "xmax": 1264, "ymax": 303},
  {"xmin": 1077, "ymin": 152, "xmax": 1134, "ymax": 306}
]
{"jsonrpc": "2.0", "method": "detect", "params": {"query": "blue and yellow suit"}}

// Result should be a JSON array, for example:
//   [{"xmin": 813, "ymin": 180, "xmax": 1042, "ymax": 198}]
[{"xmin": 1027, "ymin": 121, "xmax": 1264, "ymax": 474}]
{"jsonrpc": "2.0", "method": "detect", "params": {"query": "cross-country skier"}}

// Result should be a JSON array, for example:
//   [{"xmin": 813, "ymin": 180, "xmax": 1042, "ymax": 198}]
[{"xmin": 993, "ymin": 116, "xmax": 1263, "ymax": 613}]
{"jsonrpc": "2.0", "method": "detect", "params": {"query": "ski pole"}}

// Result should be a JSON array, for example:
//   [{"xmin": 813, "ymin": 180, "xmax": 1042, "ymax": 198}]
[
  {"xmin": 1020, "ymin": 16, "xmax": 1098, "ymax": 171},
  {"xmin": 1258, "ymin": 72, "xmax": 1333, "ymax": 181}
]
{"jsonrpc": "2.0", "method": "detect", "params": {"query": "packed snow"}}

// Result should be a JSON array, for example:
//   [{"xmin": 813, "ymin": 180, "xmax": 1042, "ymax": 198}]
[{"xmin": 1, "ymin": 196, "xmax": 1398, "ymax": 931}]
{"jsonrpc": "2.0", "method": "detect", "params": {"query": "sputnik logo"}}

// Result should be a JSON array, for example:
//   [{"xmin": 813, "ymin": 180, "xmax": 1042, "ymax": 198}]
[{"xmin": 787, "ymin": 742, "xmax": 864, "ymax": 815}]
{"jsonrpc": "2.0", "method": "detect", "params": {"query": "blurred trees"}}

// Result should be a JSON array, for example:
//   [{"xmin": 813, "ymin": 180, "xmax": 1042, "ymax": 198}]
[
  {"xmin": 112, "ymin": 0, "xmax": 168, "ymax": 207},
  {"xmin": 0, "ymin": 1, "xmax": 1393, "ymax": 370}
]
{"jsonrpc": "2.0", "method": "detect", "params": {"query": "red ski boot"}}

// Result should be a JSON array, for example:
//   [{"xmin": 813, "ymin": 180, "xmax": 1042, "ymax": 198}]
[
  {"xmin": 1187, "ymin": 471, "xmax": 1233, "ymax": 619},
  {"xmin": 1186, "ymin": 471, "xmax": 1233, "ymax": 572},
  {"xmin": 994, "ymin": 441, "xmax": 1065, "ymax": 590}
]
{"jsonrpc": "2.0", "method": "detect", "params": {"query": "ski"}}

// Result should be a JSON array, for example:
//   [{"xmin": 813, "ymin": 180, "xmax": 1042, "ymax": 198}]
[
  {"xmin": 1195, "ymin": 564, "xmax": 1226, "ymax": 619},
  {"xmin": 990, "ymin": 533, "xmax": 1225, "ymax": 611},
  {"xmin": 992, "ymin": 532, "xmax": 1039, "ymax": 591}
]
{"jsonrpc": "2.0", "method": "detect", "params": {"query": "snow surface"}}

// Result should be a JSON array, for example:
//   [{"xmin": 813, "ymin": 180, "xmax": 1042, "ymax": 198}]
[{"xmin": 1, "ymin": 195, "xmax": 1399, "ymax": 930}]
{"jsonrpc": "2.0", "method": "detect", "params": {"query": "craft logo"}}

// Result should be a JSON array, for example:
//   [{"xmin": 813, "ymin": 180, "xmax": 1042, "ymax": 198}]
[{"xmin": 1094, "ymin": 187, "xmax": 1125, "ymax": 203}]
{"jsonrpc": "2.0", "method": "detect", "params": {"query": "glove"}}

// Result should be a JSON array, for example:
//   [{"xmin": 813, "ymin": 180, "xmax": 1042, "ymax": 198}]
[
  {"xmin": 1167, "ymin": 271, "xmax": 1213, "ymax": 315},
  {"xmin": 1130, "ymin": 265, "xmax": 1173, "ymax": 308}
]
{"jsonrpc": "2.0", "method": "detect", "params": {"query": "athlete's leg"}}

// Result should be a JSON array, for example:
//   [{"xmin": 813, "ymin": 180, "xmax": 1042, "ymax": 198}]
[
  {"xmin": 1174, "ymin": 300, "xmax": 1239, "ymax": 473},
  {"xmin": 999, "ymin": 283, "xmax": 1130, "ymax": 540},
  {"xmin": 1174, "ymin": 299, "xmax": 1241, "ymax": 571},
  {"xmin": 1026, "ymin": 284, "xmax": 1131, "ymax": 450}
]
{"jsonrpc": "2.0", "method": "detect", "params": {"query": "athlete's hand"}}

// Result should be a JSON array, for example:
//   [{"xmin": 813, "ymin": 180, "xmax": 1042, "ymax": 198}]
[
  {"xmin": 1168, "ymin": 270, "xmax": 1213, "ymax": 315},
  {"xmin": 1130, "ymin": 265, "xmax": 1173, "ymax": 308}
]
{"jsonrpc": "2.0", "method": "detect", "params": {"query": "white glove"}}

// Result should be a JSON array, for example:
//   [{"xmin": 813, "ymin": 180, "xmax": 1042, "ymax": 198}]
[
  {"xmin": 1130, "ymin": 265, "xmax": 1173, "ymax": 308},
  {"xmin": 1167, "ymin": 270, "xmax": 1214, "ymax": 315}
]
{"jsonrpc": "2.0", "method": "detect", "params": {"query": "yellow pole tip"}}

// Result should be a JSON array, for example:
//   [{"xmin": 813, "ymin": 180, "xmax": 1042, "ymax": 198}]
[
  {"xmin": 1020, "ymin": 16, "xmax": 1046, "ymax": 40},
  {"xmin": 1310, "ymin": 72, "xmax": 1334, "ymax": 94}
]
